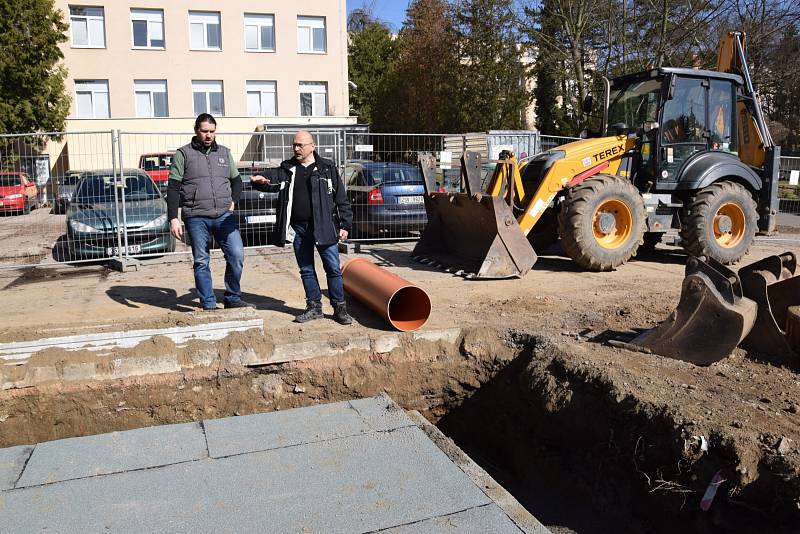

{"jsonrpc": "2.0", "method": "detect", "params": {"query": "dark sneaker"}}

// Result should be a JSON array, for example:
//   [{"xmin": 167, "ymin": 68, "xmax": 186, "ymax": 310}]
[
  {"xmin": 224, "ymin": 300, "xmax": 255, "ymax": 309},
  {"xmin": 333, "ymin": 303, "xmax": 353, "ymax": 325},
  {"xmin": 202, "ymin": 305, "xmax": 218, "ymax": 311},
  {"xmin": 294, "ymin": 300, "xmax": 323, "ymax": 323}
]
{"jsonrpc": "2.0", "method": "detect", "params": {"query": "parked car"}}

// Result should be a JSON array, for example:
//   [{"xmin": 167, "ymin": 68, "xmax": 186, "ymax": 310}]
[
  {"xmin": 344, "ymin": 162, "xmax": 427, "ymax": 238},
  {"xmin": 235, "ymin": 165, "xmax": 279, "ymax": 245},
  {"xmin": 0, "ymin": 172, "xmax": 38, "ymax": 214},
  {"xmin": 53, "ymin": 170, "xmax": 84, "ymax": 214},
  {"xmin": 66, "ymin": 169, "xmax": 175, "ymax": 260},
  {"xmin": 139, "ymin": 152, "xmax": 175, "ymax": 191}
]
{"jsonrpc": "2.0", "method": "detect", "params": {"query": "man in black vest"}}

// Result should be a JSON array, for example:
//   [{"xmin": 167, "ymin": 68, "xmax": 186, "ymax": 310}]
[
  {"xmin": 167, "ymin": 114, "xmax": 253, "ymax": 311},
  {"xmin": 250, "ymin": 130, "xmax": 353, "ymax": 324}
]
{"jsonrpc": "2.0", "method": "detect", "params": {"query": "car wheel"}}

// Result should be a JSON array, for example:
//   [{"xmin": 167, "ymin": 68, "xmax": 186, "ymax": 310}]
[{"xmin": 22, "ymin": 200, "xmax": 31, "ymax": 215}]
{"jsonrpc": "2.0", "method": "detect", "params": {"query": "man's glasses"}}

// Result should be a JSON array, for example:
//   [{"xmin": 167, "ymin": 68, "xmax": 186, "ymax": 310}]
[{"xmin": 292, "ymin": 142, "xmax": 314, "ymax": 148}]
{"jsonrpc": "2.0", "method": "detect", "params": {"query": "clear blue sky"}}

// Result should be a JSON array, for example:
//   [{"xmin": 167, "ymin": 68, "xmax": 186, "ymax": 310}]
[{"xmin": 346, "ymin": 0, "xmax": 412, "ymax": 32}]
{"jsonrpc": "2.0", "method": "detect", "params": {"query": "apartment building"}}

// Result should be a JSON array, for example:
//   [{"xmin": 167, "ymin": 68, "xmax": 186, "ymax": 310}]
[{"xmin": 54, "ymin": 0, "xmax": 355, "ymax": 133}]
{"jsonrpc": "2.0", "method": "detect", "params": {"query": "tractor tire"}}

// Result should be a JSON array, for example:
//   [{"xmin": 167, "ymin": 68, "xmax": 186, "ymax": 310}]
[
  {"xmin": 558, "ymin": 174, "xmax": 646, "ymax": 271},
  {"xmin": 527, "ymin": 206, "xmax": 559, "ymax": 253},
  {"xmin": 680, "ymin": 181, "xmax": 757, "ymax": 264}
]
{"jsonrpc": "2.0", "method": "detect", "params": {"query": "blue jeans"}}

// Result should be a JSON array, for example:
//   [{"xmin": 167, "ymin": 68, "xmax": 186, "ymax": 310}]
[
  {"xmin": 185, "ymin": 211, "xmax": 244, "ymax": 308},
  {"xmin": 291, "ymin": 222, "xmax": 344, "ymax": 304}
]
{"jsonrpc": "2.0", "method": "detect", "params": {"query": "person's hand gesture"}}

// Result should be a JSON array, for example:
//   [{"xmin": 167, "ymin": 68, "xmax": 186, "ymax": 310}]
[{"xmin": 250, "ymin": 174, "xmax": 268, "ymax": 185}]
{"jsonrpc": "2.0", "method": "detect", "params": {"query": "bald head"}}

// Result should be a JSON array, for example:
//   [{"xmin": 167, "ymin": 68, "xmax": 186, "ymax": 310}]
[{"xmin": 293, "ymin": 130, "xmax": 317, "ymax": 165}]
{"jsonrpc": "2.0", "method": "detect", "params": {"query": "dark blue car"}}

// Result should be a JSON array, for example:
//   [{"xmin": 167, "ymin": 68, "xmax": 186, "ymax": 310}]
[{"xmin": 344, "ymin": 162, "xmax": 427, "ymax": 238}]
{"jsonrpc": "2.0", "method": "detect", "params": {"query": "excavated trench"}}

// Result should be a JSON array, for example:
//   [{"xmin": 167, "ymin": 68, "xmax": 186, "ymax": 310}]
[{"xmin": 0, "ymin": 327, "xmax": 797, "ymax": 533}]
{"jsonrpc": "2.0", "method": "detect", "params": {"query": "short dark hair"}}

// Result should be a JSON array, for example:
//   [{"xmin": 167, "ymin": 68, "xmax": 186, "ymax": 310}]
[{"xmin": 194, "ymin": 113, "xmax": 217, "ymax": 130}]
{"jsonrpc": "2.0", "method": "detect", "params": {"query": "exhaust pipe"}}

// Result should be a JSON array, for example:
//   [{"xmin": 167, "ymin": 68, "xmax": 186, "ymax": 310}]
[{"xmin": 342, "ymin": 258, "xmax": 431, "ymax": 332}]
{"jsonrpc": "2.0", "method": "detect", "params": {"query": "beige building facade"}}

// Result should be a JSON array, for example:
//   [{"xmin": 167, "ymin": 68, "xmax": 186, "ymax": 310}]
[{"xmin": 54, "ymin": 0, "xmax": 355, "ymax": 134}]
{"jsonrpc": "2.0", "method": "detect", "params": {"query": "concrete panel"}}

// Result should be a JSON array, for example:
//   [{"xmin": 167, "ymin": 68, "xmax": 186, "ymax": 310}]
[
  {"xmin": 0, "ymin": 445, "xmax": 33, "ymax": 490},
  {"xmin": 3, "ymin": 427, "xmax": 492, "ymax": 533},
  {"xmin": 16, "ymin": 422, "xmax": 207, "ymax": 488},
  {"xmin": 204, "ymin": 399, "xmax": 371, "ymax": 458},
  {"xmin": 349, "ymin": 394, "xmax": 416, "ymax": 432},
  {"xmin": 381, "ymin": 504, "xmax": 524, "ymax": 533}
]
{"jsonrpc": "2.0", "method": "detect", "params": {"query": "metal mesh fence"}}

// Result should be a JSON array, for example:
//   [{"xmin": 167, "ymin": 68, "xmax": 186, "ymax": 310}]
[
  {"xmin": 2, "ymin": 130, "xmax": 795, "ymax": 269},
  {"xmin": 0, "ymin": 131, "xmax": 118, "ymax": 268},
  {"xmin": 779, "ymin": 156, "xmax": 800, "ymax": 215}
]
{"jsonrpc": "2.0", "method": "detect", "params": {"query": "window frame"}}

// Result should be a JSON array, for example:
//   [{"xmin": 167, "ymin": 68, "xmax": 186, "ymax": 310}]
[
  {"xmin": 244, "ymin": 13, "xmax": 275, "ymax": 53},
  {"xmin": 296, "ymin": 16, "xmax": 326, "ymax": 54},
  {"xmin": 134, "ymin": 80, "xmax": 169, "ymax": 118},
  {"xmin": 130, "ymin": 8, "xmax": 165, "ymax": 50},
  {"xmin": 246, "ymin": 80, "xmax": 278, "ymax": 117},
  {"xmin": 74, "ymin": 79, "xmax": 110, "ymax": 119},
  {"xmin": 192, "ymin": 80, "xmax": 225, "ymax": 116},
  {"xmin": 188, "ymin": 11, "xmax": 222, "ymax": 51},
  {"xmin": 299, "ymin": 81, "xmax": 328, "ymax": 117},
  {"xmin": 69, "ymin": 6, "xmax": 106, "ymax": 49}
]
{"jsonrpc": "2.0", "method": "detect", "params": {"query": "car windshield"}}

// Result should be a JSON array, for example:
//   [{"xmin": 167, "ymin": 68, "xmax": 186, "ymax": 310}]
[
  {"xmin": 75, "ymin": 173, "xmax": 161, "ymax": 203},
  {"xmin": 366, "ymin": 166, "xmax": 422, "ymax": 185},
  {"xmin": 61, "ymin": 174, "xmax": 82, "ymax": 185},
  {"xmin": 607, "ymin": 78, "xmax": 661, "ymax": 131},
  {"xmin": 142, "ymin": 154, "xmax": 173, "ymax": 171},
  {"xmin": 0, "ymin": 175, "xmax": 21, "ymax": 187}
]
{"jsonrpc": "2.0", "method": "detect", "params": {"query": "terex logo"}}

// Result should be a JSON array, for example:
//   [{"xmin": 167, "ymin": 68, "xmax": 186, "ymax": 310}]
[{"xmin": 592, "ymin": 144, "xmax": 625, "ymax": 162}]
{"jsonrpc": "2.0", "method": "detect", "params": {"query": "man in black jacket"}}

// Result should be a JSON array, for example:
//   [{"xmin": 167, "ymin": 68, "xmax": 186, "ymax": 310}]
[{"xmin": 251, "ymin": 130, "xmax": 353, "ymax": 324}]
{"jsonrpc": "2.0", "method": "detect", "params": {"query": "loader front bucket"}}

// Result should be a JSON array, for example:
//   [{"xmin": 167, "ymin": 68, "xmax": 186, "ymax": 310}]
[
  {"xmin": 411, "ymin": 192, "xmax": 537, "ymax": 279},
  {"xmin": 630, "ymin": 256, "xmax": 757, "ymax": 365},
  {"xmin": 739, "ymin": 252, "xmax": 800, "ymax": 366}
]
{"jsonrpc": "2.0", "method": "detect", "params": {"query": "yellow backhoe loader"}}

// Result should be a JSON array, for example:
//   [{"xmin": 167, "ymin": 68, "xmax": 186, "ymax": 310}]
[{"xmin": 412, "ymin": 32, "xmax": 781, "ymax": 280}]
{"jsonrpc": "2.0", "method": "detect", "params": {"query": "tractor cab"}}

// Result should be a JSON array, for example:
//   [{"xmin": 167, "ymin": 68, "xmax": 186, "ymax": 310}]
[{"xmin": 606, "ymin": 68, "xmax": 744, "ymax": 192}]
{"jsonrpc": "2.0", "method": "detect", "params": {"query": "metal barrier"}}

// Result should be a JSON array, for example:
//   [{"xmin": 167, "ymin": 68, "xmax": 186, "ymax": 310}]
[
  {"xmin": 778, "ymin": 156, "xmax": 800, "ymax": 216},
  {"xmin": 2, "ymin": 131, "xmax": 795, "ymax": 270}
]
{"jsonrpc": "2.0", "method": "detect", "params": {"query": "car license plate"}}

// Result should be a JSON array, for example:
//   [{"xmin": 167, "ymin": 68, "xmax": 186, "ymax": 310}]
[
  {"xmin": 246, "ymin": 215, "xmax": 276, "ymax": 224},
  {"xmin": 398, "ymin": 195, "xmax": 423, "ymax": 204},
  {"xmin": 106, "ymin": 245, "xmax": 142, "ymax": 255}
]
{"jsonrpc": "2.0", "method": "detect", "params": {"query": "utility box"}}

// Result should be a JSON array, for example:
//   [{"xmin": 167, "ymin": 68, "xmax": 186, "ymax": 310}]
[{"xmin": 443, "ymin": 130, "xmax": 542, "ymax": 162}]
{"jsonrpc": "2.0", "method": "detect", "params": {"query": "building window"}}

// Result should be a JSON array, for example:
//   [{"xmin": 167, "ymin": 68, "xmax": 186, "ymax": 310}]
[
  {"xmin": 297, "ymin": 16, "xmax": 326, "ymax": 53},
  {"xmin": 189, "ymin": 11, "xmax": 221, "ymax": 50},
  {"xmin": 70, "ymin": 6, "xmax": 105, "ymax": 48},
  {"xmin": 131, "ymin": 9, "xmax": 165, "ymax": 49},
  {"xmin": 192, "ymin": 81, "xmax": 224, "ymax": 115},
  {"xmin": 246, "ymin": 81, "xmax": 277, "ymax": 116},
  {"xmin": 299, "ymin": 82, "xmax": 327, "ymax": 116},
  {"xmin": 244, "ymin": 14, "xmax": 275, "ymax": 52},
  {"xmin": 135, "ymin": 80, "xmax": 168, "ymax": 117},
  {"xmin": 75, "ymin": 80, "xmax": 109, "ymax": 118}
]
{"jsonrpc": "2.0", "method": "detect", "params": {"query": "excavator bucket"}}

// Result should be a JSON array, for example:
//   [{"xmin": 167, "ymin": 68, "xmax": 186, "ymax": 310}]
[
  {"xmin": 739, "ymin": 252, "xmax": 800, "ymax": 365},
  {"xmin": 411, "ymin": 152, "xmax": 537, "ymax": 279},
  {"xmin": 630, "ymin": 256, "xmax": 757, "ymax": 365}
]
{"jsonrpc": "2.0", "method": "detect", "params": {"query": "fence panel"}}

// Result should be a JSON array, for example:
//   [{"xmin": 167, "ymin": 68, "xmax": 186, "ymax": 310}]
[
  {"xmin": 0, "ymin": 131, "xmax": 120, "ymax": 268},
  {"xmin": 343, "ymin": 133, "xmax": 446, "ymax": 242},
  {"xmin": 778, "ymin": 156, "xmax": 800, "ymax": 217}
]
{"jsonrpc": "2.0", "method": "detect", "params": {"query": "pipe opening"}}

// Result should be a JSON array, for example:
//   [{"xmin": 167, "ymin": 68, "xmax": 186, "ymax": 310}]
[{"xmin": 387, "ymin": 286, "xmax": 431, "ymax": 331}]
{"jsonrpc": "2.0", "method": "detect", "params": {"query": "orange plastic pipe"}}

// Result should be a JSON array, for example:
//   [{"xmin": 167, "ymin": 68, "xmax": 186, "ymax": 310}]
[{"xmin": 341, "ymin": 258, "xmax": 431, "ymax": 331}]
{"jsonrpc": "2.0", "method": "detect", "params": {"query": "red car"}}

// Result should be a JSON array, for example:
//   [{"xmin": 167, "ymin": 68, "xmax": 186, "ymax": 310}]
[
  {"xmin": 139, "ymin": 152, "xmax": 175, "ymax": 190},
  {"xmin": 0, "ymin": 172, "xmax": 38, "ymax": 214}
]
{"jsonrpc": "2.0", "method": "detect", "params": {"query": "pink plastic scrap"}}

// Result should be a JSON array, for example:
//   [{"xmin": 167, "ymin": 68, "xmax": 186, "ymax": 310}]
[{"xmin": 700, "ymin": 470, "xmax": 725, "ymax": 511}]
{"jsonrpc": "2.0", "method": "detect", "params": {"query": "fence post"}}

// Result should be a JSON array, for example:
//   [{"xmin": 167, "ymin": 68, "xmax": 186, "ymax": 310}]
[{"xmin": 111, "ymin": 129, "xmax": 125, "ymax": 261}]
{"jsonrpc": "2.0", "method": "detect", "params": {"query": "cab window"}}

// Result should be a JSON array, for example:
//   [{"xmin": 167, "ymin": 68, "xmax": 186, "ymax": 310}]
[{"xmin": 709, "ymin": 79, "xmax": 737, "ymax": 153}]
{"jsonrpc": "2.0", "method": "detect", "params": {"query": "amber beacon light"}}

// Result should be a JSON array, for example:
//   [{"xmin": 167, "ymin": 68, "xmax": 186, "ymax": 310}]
[{"xmin": 341, "ymin": 258, "xmax": 431, "ymax": 331}]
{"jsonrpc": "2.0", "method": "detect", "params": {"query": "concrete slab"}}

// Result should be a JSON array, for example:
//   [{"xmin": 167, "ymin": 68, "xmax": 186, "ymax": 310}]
[
  {"xmin": 203, "ymin": 400, "xmax": 373, "ymax": 458},
  {"xmin": 381, "ymin": 504, "xmax": 524, "ymax": 533},
  {"xmin": 0, "ymin": 445, "xmax": 32, "ymax": 490},
  {"xmin": 16, "ymin": 422, "xmax": 207, "ymax": 488},
  {"xmin": 2, "ymin": 396, "xmax": 546, "ymax": 533},
  {"xmin": 349, "ymin": 393, "xmax": 416, "ymax": 432}
]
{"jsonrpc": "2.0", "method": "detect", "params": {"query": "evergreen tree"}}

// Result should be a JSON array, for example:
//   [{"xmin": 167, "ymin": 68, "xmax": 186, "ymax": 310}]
[
  {"xmin": 348, "ymin": 15, "xmax": 395, "ymax": 125},
  {"xmin": 0, "ymin": 0, "xmax": 69, "ymax": 134},
  {"xmin": 373, "ymin": 0, "xmax": 462, "ymax": 132},
  {"xmin": 455, "ymin": 0, "xmax": 531, "ymax": 131}
]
